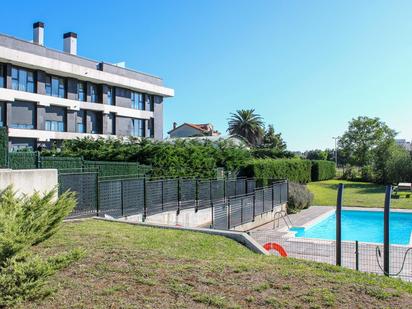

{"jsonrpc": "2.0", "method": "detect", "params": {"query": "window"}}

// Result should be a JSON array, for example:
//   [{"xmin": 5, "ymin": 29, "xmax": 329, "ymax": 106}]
[
  {"xmin": 11, "ymin": 67, "xmax": 35, "ymax": 93},
  {"xmin": 107, "ymin": 87, "xmax": 113, "ymax": 105},
  {"xmin": 148, "ymin": 118, "xmax": 154, "ymax": 138},
  {"xmin": 131, "ymin": 92, "xmax": 144, "ymax": 110},
  {"xmin": 76, "ymin": 110, "xmax": 86, "ymax": 133},
  {"xmin": 0, "ymin": 102, "xmax": 5, "ymax": 127},
  {"xmin": 10, "ymin": 101, "xmax": 36, "ymax": 129},
  {"xmin": 90, "ymin": 83, "xmax": 98, "ymax": 103},
  {"xmin": 45, "ymin": 120, "xmax": 65, "ymax": 132},
  {"xmin": 145, "ymin": 94, "xmax": 154, "ymax": 112},
  {"xmin": 0, "ymin": 64, "xmax": 4, "ymax": 88},
  {"xmin": 45, "ymin": 75, "xmax": 65, "ymax": 98},
  {"xmin": 77, "ymin": 82, "xmax": 86, "ymax": 101},
  {"xmin": 132, "ymin": 119, "xmax": 145, "ymax": 137}
]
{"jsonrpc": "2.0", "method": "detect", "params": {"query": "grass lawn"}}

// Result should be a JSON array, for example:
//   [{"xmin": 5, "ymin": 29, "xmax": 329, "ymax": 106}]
[
  {"xmin": 22, "ymin": 220, "xmax": 412, "ymax": 308},
  {"xmin": 308, "ymin": 179, "xmax": 412, "ymax": 209}
]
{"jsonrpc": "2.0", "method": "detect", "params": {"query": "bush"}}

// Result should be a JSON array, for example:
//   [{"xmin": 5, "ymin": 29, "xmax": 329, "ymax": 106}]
[
  {"xmin": 251, "ymin": 148, "xmax": 295, "ymax": 159},
  {"xmin": 0, "ymin": 187, "xmax": 83, "ymax": 307},
  {"xmin": 384, "ymin": 147, "xmax": 412, "ymax": 184},
  {"xmin": 360, "ymin": 165, "xmax": 375, "ymax": 182},
  {"xmin": 311, "ymin": 160, "xmax": 336, "ymax": 181},
  {"xmin": 9, "ymin": 152, "xmax": 38, "ymax": 169},
  {"xmin": 342, "ymin": 166, "xmax": 359, "ymax": 181},
  {"xmin": 287, "ymin": 182, "xmax": 313, "ymax": 213},
  {"xmin": 241, "ymin": 159, "xmax": 312, "ymax": 184}
]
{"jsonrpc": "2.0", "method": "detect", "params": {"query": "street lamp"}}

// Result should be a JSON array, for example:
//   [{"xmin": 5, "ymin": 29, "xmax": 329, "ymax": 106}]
[{"xmin": 332, "ymin": 136, "xmax": 340, "ymax": 167}]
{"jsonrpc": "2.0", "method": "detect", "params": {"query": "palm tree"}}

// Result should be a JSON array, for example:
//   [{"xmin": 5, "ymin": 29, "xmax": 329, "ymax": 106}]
[{"xmin": 227, "ymin": 109, "xmax": 264, "ymax": 146}]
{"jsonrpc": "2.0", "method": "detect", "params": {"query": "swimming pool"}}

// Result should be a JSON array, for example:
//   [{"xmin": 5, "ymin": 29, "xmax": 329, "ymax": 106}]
[{"xmin": 290, "ymin": 210, "xmax": 412, "ymax": 245}]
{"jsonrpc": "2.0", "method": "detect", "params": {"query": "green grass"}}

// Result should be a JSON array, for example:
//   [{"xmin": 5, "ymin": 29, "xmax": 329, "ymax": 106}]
[
  {"xmin": 22, "ymin": 220, "xmax": 412, "ymax": 308},
  {"xmin": 308, "ymin": 179, "xmax": 412, "ymax": 209}
]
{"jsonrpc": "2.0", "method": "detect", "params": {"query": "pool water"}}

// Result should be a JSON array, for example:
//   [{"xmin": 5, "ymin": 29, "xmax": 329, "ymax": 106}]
[{"xmin": 290, "ymin": 210, "xmax": 412, "ymax": 245}]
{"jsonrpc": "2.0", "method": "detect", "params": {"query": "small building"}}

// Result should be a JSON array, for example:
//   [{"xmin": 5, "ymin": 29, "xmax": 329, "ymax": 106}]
[{"xmin": 168, "ymin": 122, "xmax": 220, "ymax": 138}]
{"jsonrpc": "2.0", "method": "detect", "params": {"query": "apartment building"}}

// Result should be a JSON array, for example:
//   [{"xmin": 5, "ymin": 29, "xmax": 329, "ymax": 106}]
[{"xmin": 0, "ymin": 22, "xmax": 174, "ymax": 150}]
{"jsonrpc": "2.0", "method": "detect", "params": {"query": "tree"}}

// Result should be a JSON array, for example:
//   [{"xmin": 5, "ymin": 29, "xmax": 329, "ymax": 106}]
[
  {"xmin": 305, "ymin": 149, "xmax": 328, "ymax": 161},
  {"xmin": 227, "ymin": 109, "xmax": 264, "ymax": 146},
  {"xmin": 262, "ymin": 124, "xmax": 287, "ymax": 151},
  {"xmin": 338, "ymin": 116, "xmax": 396, "ymax": 167},
  {"xmin": 385, "ymin": 145, "xmax": 412, "ymax": 184}
]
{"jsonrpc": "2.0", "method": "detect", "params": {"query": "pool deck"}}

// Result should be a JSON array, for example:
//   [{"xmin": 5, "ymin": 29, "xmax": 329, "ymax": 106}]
[{"xmin": 249, "ymin": 206, "xmax": 412, "ymax": 281}]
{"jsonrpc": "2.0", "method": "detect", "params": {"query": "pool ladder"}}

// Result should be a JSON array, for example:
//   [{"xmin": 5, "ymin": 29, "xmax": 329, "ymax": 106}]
[{"xmin": 273, "ymin": 210, "xmax": 293, "ymax": 229}]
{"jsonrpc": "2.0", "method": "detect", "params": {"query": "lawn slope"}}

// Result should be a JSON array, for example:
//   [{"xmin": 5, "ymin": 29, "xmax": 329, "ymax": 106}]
[
  {"xmin": 23, "ymin": 220, "xmax": 412, "ymax": 308},
  {"xmin": 308, "ymin": 179, "xmax": 412, "ymax": 209}
]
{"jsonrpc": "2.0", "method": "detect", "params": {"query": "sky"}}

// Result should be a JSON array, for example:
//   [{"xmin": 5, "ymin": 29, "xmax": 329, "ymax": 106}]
[{"xmin": 2, "ymin": 0, "xmax": 412, "ymax": 151}]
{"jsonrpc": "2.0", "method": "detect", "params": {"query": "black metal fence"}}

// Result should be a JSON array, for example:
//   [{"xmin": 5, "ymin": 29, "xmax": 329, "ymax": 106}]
[
  {"xmin": 212, "ymin": 181, "xmax": 289, "ymax": 230},
  {"xmin": 59, "ymin": 170, "xmax": 288, "ymax": 226}
]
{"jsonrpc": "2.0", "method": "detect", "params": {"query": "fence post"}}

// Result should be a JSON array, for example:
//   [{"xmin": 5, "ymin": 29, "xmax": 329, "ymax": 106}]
[
  {"xmin": 272, "ymin": 182, "xmax": 275, "ymax": 211},
  {"xmin": 161, "ymin": 180, "xmax": 164, "ymax": 212},
  {"xmin": 143, "ymin": 177, "xmax": 147, "ymax": 222},
  {"xmin": 336, "ymin": 183, "xmax": 344, "ymax": 266},
  {"xmin": 177, "ymin": 178, "xmax": 181, "ymax": 216},
  {"xmin": 252, "ymin": 194, "xmax": 256, "ymax": 222},
  {"xmin": 355, "ymin": 240, "xmax": 359, "ymax": 271},
  {"xmin": 37, "ymin": 151, "xmax": 41, "ymax": 168},
  {"xmin": 96, "ymin": 172, "xmax": 99, "ymax": 217},
  {"xmin": 227, "ymin": 198, "xmax": 231, "ymax": 230},
  {"xmin": 195, "ymin": 179, "xmax": 199, "ymax": 213},
  {"xmin": 384, "ymin": 185, "xmax": 392, "ymax": 276},
  {"xmin": 223, "ymin": 178, "xmax": 226, "ymax": 203},
  {"xmin": 120, "ymin": 180, "xmax": 124, "ymax": 217},
  {"xmin": 241, "ymin": 198, "xmax": 244, "ymax": 224}
]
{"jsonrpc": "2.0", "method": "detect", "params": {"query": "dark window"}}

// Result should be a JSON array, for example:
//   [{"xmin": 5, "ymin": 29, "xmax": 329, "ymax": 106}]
[
  {"xmin": 148, "ymin": 118, "xmax": 154, "ymax": 138},
  {"xmin": 132, "ymin": 119, "xmax": 145, "ymax": 137},
  {"xmin": 0, "ymin": 102, "xmax": 5, "ymax": 127},
  {"xmin": 90, "ymin": 84, "xmax": 98, "ymax": 103},
  {"xmin": 0, "ymin": 64, "xmax": 4, "ymax": 88},
  {"xmin": 77, "ymin": 81, "xmax": 86, "ymax": 101},
  {"xmin": 44, "ymin": 106, "xmax": 66, "ymax": 132},
  {"xmin": 10, "ymin": 101, "xmax": 36, "ymax": 129},
  {"xmin": 87, "ymin": 111, "xmax": 102, "ymax": 134},
  {"xmin": 131, "ymin": 92, "xmax": 144, "ymax": 110},
  {"xmin": 45, "ymin": 75, "xmax": 65, "ymax": 98},
  {"xmin": 11, "ymin": 67, "xmax": 35, "ymax": 93},
  {"xmin": 145, "ymin": 94, "xmax": 154, "ymax": 112},
  {"xmin": 108, "ymin": 112, "xmax": 116, "ymax": 135},
  {"xmin": 76, "ymin": 110, "xmax": 86, "ymax": 133},
  {"xmin": 107, "ymin": 87, "xmax": 114, "ymax": 105}
]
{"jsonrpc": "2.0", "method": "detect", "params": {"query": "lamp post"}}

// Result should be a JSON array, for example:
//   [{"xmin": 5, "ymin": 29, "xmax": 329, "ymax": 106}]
[{"xmin": 332, "ymin": 136, "xmax": 340, "ymax": 167}]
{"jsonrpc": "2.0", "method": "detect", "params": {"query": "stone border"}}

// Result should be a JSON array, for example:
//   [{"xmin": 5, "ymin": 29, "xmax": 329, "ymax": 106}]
[{"xmin": 94, "ymin": 217, "xmax": 269, "ymax": 255}]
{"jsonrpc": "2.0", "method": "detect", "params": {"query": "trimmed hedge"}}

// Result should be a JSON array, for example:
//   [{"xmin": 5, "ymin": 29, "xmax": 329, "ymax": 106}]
[
  {"xmin": 311, "ymin": 160, "xmax": 336, "ymax": 181},
  {"xmin": 83, "ymin": 160, "xmax": 148, "ymax": 177},
  {"xmin": 40, "ymin": 156, "xmax": 83, "ymax": 170},
  {"xmin": 241, "ymin": 159, "xmax": 312, "ymax": 184},
  {"xmin": 9, "ymin": 152, "xmax": 38, "ymax": 169}
]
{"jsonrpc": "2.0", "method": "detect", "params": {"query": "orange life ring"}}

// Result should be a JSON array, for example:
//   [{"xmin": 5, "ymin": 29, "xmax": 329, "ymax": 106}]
[{"xmin": 263, "ymin": 242, "xmax": 288, "ymax": 257}]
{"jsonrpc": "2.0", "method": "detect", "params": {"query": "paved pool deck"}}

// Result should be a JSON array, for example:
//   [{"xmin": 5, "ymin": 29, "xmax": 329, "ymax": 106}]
[{"xmin": 249, "ymin": 206, "xmax": 412, "ymax": 281}]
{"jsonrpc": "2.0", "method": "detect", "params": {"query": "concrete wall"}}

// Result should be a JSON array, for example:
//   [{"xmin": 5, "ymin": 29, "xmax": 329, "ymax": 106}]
[{"xmin": 0, "ymin": 168, "xmax": 58, "ymax": 196}]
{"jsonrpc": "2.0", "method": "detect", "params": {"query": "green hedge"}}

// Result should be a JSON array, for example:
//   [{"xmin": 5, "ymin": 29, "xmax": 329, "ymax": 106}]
[
  {"xmin": 84, "ymin": 160, "xmax": 143, "ymax": 177},
  {"xmin": 0, "ymin": 128, "xmax": 8, "ymax": 168},
  {"xmin": 40, "ymin": 156, "xmax": 83, "ymax": 170},
  {"xmin": 241, "ymin": 159, "xmax": 312, "ymax": 184},
  {"xmin": 311, "ymin": 160, "xmax": 336, "ymax": 181},
  {"xmin": 9, "ymin": 152, "xmax": 38, "ymax": 169}
]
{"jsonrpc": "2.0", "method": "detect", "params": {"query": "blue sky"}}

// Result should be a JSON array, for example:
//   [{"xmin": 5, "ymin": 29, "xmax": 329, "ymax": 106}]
[{"xmin": 2, "ymin": 0, "xmax": 412, "ymax": 150}]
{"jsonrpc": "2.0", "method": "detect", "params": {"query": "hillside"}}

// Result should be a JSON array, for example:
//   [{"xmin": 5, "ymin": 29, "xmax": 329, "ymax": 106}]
[{"xmin": 23, "ymin": 220, "xmax": 412, "ymax": 308}]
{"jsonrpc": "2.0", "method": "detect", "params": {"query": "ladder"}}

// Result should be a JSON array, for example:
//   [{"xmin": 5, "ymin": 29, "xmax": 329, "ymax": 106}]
[{"xmin": 273, "ymin": 210, "xmax": 293, "ymax": 229}]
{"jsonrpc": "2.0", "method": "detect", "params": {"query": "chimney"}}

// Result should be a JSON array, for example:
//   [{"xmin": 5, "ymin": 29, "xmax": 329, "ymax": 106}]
[
  {"xmin": 33, "ymin": 21, "xmax": 44, "ymax": 46},
  {"xmin": 173, "ymin": 122, "xmax": 177, "ymax": 129},
  {"xmin": 63, "ymin": 32, "xmax": 77, "ymax": 55}
]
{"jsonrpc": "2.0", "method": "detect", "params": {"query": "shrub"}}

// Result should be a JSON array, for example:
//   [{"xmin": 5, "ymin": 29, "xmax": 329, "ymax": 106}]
[
  {"xmin": 311, "ymin": 160, "xmax": 336, "ymax": 181},
  {"xmin": 342, "ymin": 166, "xmax": 359, "ymax": 181},
  {"xmin": 0, "ymin": 187, "xmax": 83, "ymax": 307},
  {"xmin": 287, "ymin": 182, "xmax": 313, "ymax": 213},
  {"xmin": 360, "ymin": 165, "xmax": 375, "ymax": 182},
  {"xmin": 241, "ymin": 159, "xmax": 312, "ymax": 183},
  {"xmin": 251, "ymin": 148, "xmax": 295, "ymax": 159}
]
